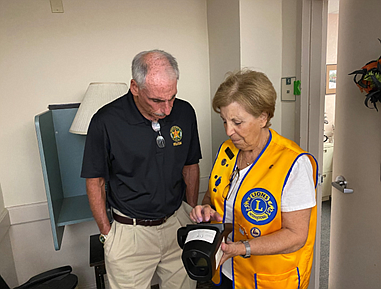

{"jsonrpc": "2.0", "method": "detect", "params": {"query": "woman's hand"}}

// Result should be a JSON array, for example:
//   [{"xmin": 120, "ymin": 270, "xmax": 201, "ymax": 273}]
[
  {"xmin": 218, "ymin": 240, "xmax": 247, "ymax": 265},
  {"xmin": 190, "ymin": 204, "xmax": 223, "ymax": 223},
  {"xmin": 217, "ymin": 207, "xmax": 313, "ymax": 266}
]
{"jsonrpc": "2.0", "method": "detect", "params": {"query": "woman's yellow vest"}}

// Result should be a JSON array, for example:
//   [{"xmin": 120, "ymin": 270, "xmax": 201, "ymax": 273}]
[{"xmin": 210, "ymin": 129, "xmax": 318, "ymax": 289}]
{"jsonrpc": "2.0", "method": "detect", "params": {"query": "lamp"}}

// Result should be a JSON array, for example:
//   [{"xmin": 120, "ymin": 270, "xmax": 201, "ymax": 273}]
[{"xmin": 69, "ymin": 82, "xmax": 128, "ymax": 134}]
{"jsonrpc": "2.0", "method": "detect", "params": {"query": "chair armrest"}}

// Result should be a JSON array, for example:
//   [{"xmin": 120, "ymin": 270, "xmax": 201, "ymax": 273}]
[{"xmin": 15, "ymin": 266, "xmax": 72, "ymax": 289}]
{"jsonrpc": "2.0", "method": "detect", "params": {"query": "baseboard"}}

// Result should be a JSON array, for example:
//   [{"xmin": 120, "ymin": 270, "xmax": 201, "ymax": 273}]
[{"xmin": 7, "ymin": 202, "xmax": 49, "ymax": 226}]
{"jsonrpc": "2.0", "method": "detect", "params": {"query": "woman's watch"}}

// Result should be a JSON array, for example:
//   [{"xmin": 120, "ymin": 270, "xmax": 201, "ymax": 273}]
[
  {"xmin": 99, "ymin": 233, "xmax": 108, "ymax": 244},
  {"xmin": 240, "ymin": 240, "xmax": 251, "ymax": 258}
]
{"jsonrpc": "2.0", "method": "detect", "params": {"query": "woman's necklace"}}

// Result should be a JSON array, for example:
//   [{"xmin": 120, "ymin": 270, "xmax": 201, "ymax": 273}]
[
  {"xmin": 240, "ymin": 153, "xmax": 251, "ymax": 166},
  {"xmin": 239, "ymin": 131, "xmax": 269, "ymax": 168},
  {"xmin": 239, "ymin": 152, "xmax": 253, "ymax": 168}
]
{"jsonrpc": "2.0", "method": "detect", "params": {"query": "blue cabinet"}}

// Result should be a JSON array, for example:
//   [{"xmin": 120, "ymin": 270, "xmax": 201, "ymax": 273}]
[{"xmin": 35, "ymin": 105, "xmax": 93, "ymax": 250}]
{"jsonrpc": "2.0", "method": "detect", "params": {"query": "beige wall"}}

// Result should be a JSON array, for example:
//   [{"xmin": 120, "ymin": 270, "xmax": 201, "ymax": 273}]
[
  {"xmin": 0, "ymin": 185, "xmax": 4, "ymax": 214},
  {"xmin": 0, "ymin": 187, "xmax": 17, "ymax": 288},
  {"xmin": 0, "ymin": 215, "xmax": 17, "ymax": 288},
  {"xmin": 10, "ymin": 218, "xmax": 101, "ymax": 287},
  {"xmin": 0, "ymin": 0, "xmax": 212, "ymax": 208}
]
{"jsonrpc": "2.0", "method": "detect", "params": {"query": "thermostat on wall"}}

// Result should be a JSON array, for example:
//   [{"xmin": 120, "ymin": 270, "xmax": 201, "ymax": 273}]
[{"xmin": 281, "ymin": 77, "xmax": 296, "ymax": 101}]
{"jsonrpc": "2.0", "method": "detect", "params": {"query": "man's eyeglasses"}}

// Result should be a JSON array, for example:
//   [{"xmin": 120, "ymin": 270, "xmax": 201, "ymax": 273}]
[
  {"xmin": 151, "ymin": 121, "xmax": 165, "ymax": 148},
  {"xmin": 222, "ymin": 168, "xmax": 240, "ymax": 200}
]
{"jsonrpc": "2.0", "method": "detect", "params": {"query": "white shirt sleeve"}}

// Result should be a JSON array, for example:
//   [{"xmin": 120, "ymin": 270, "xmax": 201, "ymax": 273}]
[{"xmin": 281, "ymin": 154, "xmax": 316, "ymax": 212}]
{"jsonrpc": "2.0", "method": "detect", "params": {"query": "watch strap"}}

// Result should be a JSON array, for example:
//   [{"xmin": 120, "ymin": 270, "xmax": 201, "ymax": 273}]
[{"xmin": 240, "ymin": 240, "xmax": 251, "ymax": 258}]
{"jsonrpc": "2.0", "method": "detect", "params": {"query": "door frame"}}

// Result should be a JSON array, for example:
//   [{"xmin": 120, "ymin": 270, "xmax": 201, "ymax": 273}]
[{"xmin": 298, "ymin": 0, "xmax": 328, "ymax": 288}]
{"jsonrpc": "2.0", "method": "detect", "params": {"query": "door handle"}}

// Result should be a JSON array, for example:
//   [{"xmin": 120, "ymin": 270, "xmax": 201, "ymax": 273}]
[{"xmin": 331, "ymin": 175, "xmax": 353, "ymax": 194}]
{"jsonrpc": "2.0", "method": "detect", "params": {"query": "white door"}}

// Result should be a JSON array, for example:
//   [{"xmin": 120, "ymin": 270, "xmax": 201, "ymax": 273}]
[
  {"xmin": 301, "ymin": 0, "xmax": 381, "ymax": 288},
  {"xmin": 327, "ymin": 0, "xmax": 381, "ymax": 288}
]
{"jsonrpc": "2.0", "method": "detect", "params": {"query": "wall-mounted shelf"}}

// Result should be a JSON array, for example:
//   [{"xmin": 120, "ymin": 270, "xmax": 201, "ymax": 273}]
[{"xmin": 35, "ymin": 105, "xmax": 93, "ymax": 250}]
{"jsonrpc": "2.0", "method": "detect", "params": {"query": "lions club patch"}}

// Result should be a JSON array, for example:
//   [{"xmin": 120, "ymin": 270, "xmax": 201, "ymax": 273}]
[
  {"xmin": 250, "ymin": 227, "xmax": 261, "ymax": 238},
  {"xmin": 170, "ymin": 126, "xmax": 182, "ymax": 146},
  {"xmin": 241, "ymin": 188, "xmax": 277, "ymax": 225}
]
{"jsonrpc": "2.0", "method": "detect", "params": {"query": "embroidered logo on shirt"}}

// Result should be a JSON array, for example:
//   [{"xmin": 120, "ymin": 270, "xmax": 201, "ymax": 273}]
[
  {"xmin": 241, "ymin": 188, "xmax": 277, "ymax": 225},
  {"xmin": 170, "ymin": 126, "xmax": 182, "ymax": 146}
]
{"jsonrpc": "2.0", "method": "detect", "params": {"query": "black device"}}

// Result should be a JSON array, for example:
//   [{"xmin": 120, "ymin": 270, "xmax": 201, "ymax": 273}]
[{"xmin": 177, "ymin": 223, "xmax": 233, "ymax": 281}]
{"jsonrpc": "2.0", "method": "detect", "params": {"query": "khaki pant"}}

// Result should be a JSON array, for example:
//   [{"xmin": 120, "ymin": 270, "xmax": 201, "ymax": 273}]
[{"xmin": 104, "ymin": 202, "xmax": 196, "ymax": 289}]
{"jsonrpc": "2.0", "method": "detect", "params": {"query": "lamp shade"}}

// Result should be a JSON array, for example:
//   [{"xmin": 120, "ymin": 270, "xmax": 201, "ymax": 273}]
[{"xmin": 69, "ymin": 82, "xmax": 128, "ymax": 134}]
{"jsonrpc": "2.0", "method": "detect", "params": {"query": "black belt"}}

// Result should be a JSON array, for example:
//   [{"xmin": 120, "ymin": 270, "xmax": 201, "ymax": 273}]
[{"xmin": 112, "ymin": 212, "xmax": 170, "ymax": 226}]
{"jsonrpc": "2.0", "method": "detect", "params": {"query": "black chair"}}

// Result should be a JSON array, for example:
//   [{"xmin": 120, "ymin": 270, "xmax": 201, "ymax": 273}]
[
  {"xmin": 90, "ymin": 234, "xmax": 106, "ymax": 289},
  {"xmin": 0, "ymin": 266, "xmax": 78, "ymax": 289}
]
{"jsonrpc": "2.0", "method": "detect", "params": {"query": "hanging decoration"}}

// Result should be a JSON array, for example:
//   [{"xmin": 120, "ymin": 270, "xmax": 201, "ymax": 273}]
[{"xmin": 348, "ymin": 39, "xmax": 381, "ymax": 111}]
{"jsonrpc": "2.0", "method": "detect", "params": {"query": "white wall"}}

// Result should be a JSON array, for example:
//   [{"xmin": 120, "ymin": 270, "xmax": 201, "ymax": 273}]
[
  {"xmin": 207, "ymin": 0, "xmax": 241, "ymax": 158},
  {"xmin": 0, "ymin": 0, "xmax": 211, "ymax": 286},
  {"xmin": 281, "ymin": 0, "xmax": 298, "ymax": 142},
  {"xmin": 0, "ymin": 0, "xmax": 303, "ymax": 287},
  {"xmin": 11, "ymin": 217, "xmax": 101, "ymax": 288},
  {"xmin": 208, "ymin": 0, "xmax": 291, "ymax": 157},
  {"xmin": 240, "ymin": 0, "xmax": 283, "ymax": 133},
  {"xmin": 237, "ymin": 0, "xmax": 297, "ymax": 139},
  {"xmin": 0, "ymin": 0, "xmax": 212, "ymax": 208}
]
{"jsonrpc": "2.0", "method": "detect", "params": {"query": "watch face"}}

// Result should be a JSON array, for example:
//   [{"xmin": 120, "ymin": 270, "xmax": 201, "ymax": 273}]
[{"xmin": 99, "ymin": 234, "xmax": 106, "ymax": 244}]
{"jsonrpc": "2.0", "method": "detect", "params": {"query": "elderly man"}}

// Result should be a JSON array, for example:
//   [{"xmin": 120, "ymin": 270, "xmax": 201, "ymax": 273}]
[{"xmin": 81, "ymin": 50, "xmax": 201, "ymax": 289}]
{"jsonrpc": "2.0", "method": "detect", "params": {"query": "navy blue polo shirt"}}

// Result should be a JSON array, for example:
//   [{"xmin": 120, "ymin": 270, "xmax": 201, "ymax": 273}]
[{"xmin": 81, "ymin": 90, "xmax": 202, "ymax": 219}]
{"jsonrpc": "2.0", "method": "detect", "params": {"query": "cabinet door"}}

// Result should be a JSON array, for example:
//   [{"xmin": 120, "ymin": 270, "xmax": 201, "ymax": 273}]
[
  {"xmin": 322, "ymin": 171, "xmax": 333, "ymax": 201},
  {"xmin": 323, "ymin": 144, "xmax": 334, "ymax": 173}
]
